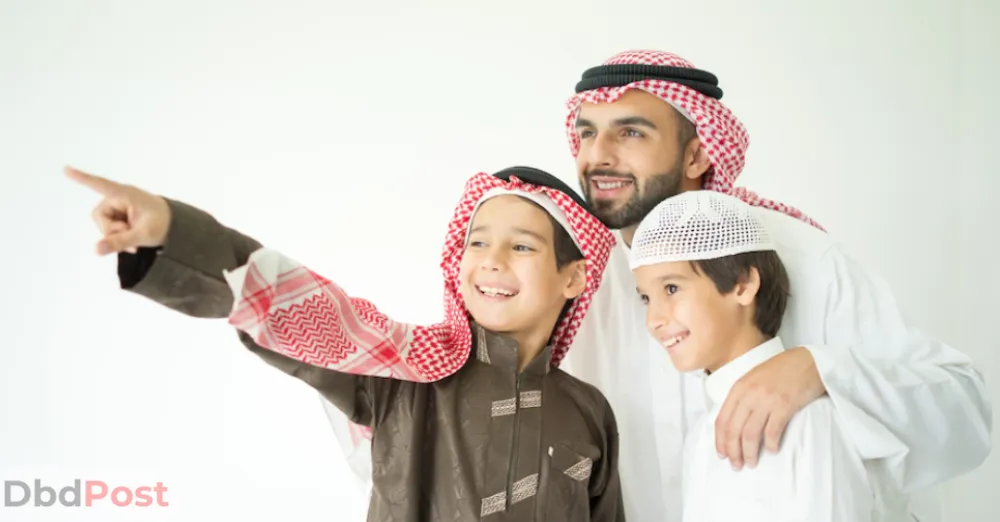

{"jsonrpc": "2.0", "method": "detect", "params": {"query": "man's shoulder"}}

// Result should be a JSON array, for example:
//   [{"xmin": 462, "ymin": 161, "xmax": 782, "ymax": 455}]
[
  {"xmin": 749, "ymin": 207, "xmax": 865, "ymax": 295},
  {"xmin": 751, "ymin": 206, "xmax": 836, "ymax": 261}
]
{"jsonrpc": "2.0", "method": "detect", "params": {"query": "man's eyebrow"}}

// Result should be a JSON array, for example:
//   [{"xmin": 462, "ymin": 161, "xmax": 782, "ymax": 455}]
[
  {"xmin": 574, "ymin": 116, "xmax": 658, "ymax": 130},
  {"xmin": 612, "ymin": 116, "xmax": 657, "ymax": 129}
]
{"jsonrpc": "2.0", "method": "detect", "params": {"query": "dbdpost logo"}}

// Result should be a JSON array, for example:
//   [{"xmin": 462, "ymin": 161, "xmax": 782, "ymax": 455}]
[{"xmin": 3, "ymin": 478, "xmax": 169, "ymax": 508}]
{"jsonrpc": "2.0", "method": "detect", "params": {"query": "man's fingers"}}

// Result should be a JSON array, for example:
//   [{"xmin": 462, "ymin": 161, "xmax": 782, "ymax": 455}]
[
  {"xmin": 715, "ymin": 391, "xmax": 741, "ymax": 456},
  {"xmin": 725, "ymin": 409, "xmax": 749, "ymax": 470},
  {"xmin": 763, "ymin": 408, "xmax": 792, "ymax": 454},
  {"xmin": 65, "ymin": 166, "xmax": 123, "ymax": 196},
  {"xmin": 717, "ymin": 401, "xmax": 751, "ymax": 470},
  {"xmin": 740, "ymin": 410, "xmax": 769, "ymax": 469}
]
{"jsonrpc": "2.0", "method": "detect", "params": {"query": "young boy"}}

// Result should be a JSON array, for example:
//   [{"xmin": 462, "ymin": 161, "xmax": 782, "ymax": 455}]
[
  {"xmin": 629, "ymin": 190, "xmax": 909, "ymax": 522},
  {"xmin": 69, "ymin": 165, "xmax": 625, "ymax": 522}
]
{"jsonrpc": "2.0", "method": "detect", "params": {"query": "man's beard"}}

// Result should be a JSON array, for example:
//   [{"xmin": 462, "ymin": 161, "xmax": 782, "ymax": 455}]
[{"xmin": 582, "ymin": 166, "xmax": 684, "ymax": 230}]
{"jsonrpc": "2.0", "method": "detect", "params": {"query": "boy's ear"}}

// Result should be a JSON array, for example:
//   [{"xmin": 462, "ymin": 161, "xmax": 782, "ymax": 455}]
[
  {"xmin": 562, "ymin": 260, "xmax": 588, "ymax": 300},
  {"xmin": 733, "ymin": 266, "xmax": 761, "ymax": 306}
]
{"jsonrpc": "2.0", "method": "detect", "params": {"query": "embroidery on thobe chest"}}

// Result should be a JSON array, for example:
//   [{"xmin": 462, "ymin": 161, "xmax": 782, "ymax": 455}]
[{"xmin": 474, "ymin": 325, "xmax": 548, "ymax": 516}]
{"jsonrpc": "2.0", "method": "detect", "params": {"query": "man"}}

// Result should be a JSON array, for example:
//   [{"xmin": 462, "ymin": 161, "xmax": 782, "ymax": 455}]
[{"xmin": 555, "ymin": 49, "xmax": 992, "ymax": 521}]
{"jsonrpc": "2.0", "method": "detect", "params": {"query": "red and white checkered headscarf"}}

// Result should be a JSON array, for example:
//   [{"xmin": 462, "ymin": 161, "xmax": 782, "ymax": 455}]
[
  {"xmin": 226, "ymin": 171, "xmax": 615, "ymax": 384},
  {"xmin": 565, "ymin": 49, "xmax": 824, "ymax": 231}
]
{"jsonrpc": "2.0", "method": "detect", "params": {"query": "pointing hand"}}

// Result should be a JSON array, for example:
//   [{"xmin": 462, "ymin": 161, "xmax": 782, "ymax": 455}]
[{"xmin": 65, "ymin": 166, "xmax": 172, "ymax": 255}]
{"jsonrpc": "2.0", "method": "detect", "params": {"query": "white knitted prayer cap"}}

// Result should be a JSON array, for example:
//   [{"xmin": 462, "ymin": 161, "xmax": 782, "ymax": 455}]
[{"xmin": 629, "ymin": 190, "xmax": 777, "ymax": 270}]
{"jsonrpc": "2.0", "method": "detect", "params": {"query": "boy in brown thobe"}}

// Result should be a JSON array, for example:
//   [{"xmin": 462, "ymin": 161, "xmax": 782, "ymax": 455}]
[{"xmin": 69, "ymin": 165, "xmax": 625, "ymax": 521}]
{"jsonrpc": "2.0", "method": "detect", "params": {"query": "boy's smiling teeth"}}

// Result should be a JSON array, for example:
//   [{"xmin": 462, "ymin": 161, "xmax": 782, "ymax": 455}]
[
  {"xmin": 663, "ymin": 332, "xmax": 689, "ymax": 348},
  {"xmin": 477, "ymin": 285, "xmax": 518, "ymax": 297}
]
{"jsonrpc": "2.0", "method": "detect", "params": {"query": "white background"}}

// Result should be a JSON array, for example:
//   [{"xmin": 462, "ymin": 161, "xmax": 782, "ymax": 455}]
[{"xmin": 1, "ymin": 0, "xmax": 997, "ymax": 520}]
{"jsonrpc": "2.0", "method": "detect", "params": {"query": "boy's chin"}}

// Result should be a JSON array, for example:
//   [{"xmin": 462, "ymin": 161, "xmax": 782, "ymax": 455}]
[
  {"xmin": 667, "ymin": 353, "xmax": 703, "ymax": 374},
  {"xmin": 469, "ymin": 314, "xmax": 516, "ymax": 334}
]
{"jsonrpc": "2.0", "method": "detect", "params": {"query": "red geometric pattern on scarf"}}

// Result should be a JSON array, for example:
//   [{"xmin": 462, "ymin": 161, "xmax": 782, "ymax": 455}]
[
  {"xmin": 227, "ymin": 171, "xmax": 615, "ymax": 384},
  {"xmin": 564, "ymin": 49, "xmax": 824, "ymax": 231}
]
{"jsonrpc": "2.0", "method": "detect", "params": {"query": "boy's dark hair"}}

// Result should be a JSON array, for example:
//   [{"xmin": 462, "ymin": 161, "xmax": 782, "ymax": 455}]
[
  {"xmin": 550, "ymin": 214, "xmax": 585, "ymax": 269},
  {"xmin": 490, "ymin": 166, "xmax": 586, "ymax": 271},
  {"xmin": 691, "ymin": 251, "xmax": 789, "ymax": 337},
  {"xmin": 521, "ymin": 198, "xmax": 584, "ymax": 269},
  {"xmin": 514, "ymin": 192, "xmax": 585, "ymax": 340}
]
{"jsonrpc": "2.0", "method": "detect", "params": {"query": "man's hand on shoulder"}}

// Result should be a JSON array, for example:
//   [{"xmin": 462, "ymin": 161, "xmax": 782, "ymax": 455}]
[{"xmin": 714, "ymin": 346, "xmax": 825, "ymax": 470}]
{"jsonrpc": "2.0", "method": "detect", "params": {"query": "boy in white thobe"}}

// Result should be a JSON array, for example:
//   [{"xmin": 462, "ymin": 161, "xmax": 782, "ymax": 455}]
[{"xmin": 630, "ymin": 190, "xmax": 910, "ymax": 522}]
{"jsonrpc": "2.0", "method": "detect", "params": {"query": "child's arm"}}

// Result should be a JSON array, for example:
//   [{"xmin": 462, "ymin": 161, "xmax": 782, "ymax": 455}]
[
  {"xmin": 588, "ymin": 398, "xmax": 626, "ymax": 521},
  {"xmin": 222, "ymin": 247, "xmax": 458, "ymax": 383},
  {"xmin": 117, "ymin": 198, "xmax": 264, "ymax": 320},
  {"xmin": 117, "ymin": 198, "xmax": 388, "ymax": 425}
]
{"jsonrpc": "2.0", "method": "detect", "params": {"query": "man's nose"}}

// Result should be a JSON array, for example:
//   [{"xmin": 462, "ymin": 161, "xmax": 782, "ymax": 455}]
[{"xmin": 586, "ymin": 132, "xmax": 618, "ymax": 169}]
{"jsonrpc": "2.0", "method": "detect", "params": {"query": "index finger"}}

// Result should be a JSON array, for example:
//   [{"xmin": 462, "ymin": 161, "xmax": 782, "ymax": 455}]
[{"xmin": 64, "ymin": 166, "xmax": 123, "ymax": 196}]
